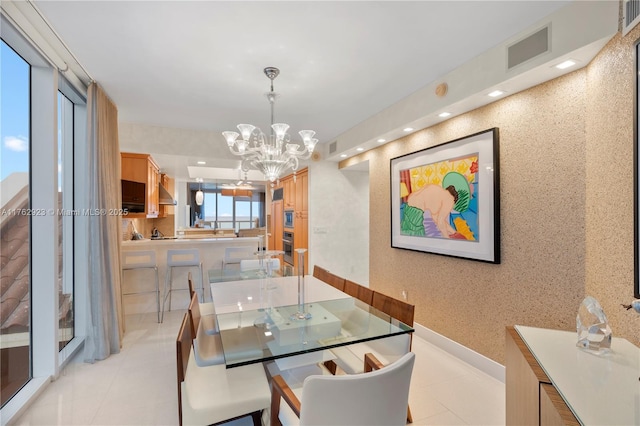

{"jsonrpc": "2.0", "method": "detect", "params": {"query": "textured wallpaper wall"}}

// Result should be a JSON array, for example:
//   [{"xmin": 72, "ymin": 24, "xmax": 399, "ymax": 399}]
[{"xmin": 344, "ymin": 29, "xmax": 640, "ymax": 364}]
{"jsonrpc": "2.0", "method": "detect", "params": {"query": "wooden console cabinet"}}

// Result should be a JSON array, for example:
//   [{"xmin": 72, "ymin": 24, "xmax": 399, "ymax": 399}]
[{"xmin": 505, "ymin": 327, "xmax": 579, "ymax": 425}]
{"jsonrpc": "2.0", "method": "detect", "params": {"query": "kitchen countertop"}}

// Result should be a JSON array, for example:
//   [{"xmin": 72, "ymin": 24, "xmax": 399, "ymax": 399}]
[{"xmin": 122, "ymin": 236, "xmax": 258, "ymax": 245}]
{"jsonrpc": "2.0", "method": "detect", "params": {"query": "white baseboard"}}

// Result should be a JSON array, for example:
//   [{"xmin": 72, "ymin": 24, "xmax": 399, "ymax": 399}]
[{"xmin": 413, "ymin": 322, "xmax": 505, "ymax": 383}]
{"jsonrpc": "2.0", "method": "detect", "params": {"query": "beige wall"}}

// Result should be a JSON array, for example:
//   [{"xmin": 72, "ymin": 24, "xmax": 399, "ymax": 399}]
[{"xmin": 343, "ymin": 28, "xmax": 640, "ymax": 364}]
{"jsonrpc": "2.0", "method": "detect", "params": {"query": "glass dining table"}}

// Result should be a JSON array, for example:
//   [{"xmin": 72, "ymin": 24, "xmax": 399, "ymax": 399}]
[{"xmin": 208, "ymin": 274, "xmax": 414, "ymax": 368}]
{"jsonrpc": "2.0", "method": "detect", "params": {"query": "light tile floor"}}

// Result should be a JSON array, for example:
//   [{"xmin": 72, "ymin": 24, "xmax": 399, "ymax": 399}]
[{"xmin": 13, "ymin": 310, "xmax": 505, "ymax": 425}]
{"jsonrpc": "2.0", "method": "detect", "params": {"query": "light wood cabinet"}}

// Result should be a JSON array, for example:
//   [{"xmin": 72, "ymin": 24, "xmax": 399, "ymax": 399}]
[
  {"xmin": 269, "ymin": 168, "xmax": 309, "ymax": 272},
  {"xmin": 121, "ymin": 152, "xmax": 160, "ymax": 218},
  {"xmin": 293, "ymin": 169, "xmax": 308, "ymax": 273},
  {"xmin": 505, "ymin": 327, "xmax": 579, "ymax": 425},
  {"xmin": 158, "ymin": 173, "xmax": 174, "ymax": 218},
  {"xmin": 283, "ymin": 177, "xmax": 295, "ymax": 209}
]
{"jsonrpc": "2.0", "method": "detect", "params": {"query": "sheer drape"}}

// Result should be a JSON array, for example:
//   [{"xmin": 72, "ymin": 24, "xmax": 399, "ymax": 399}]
[{"xmin": 84, "ymin": 82, "xmax": 123, "ymax": 363}]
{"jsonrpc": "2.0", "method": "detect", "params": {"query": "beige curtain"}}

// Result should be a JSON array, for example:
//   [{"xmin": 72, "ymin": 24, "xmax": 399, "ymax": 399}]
[{"xmin": 84, "ymin": 82, "xmax": 123, "ymax": 363}]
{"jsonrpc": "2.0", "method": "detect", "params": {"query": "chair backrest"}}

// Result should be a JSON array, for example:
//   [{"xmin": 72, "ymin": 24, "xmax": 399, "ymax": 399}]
[
  {"xmin": 188, "ymin": 292, "xmax": 201, "ymax": 339},
  {"xmin": 312, "ymin": 265, "xmax": 346, "ymax": 292},
  {"xmin": 343, "ymin": 280, "xmax": 374, "ymax": 305},
  {"xmin": 167, "ymin": 249, "xmax": 201, "ymax": 267},
  {"xmin": 176, "ymin": 313, "xmax": 193, "ymax": 426},
  {"xmin": 187, "ymin": 272, "xmax": 195, "ymax": 299},
  {"xmin": 121, "ymin": 250, "xmax": 157, "ymax": 269},
  {"xmin": 299, "ymin": 352, "xmax": 415, "ymax": 425},
  {"xmin": 240, "ymin": 258, "xmax": 280, "ymax": 272},
  {"xmin": 371, "ymin": 292, "xmax": 415, "ymax": 326},
  {"xmin": 223, "ymin": 247, "xmax": 255, "ymax": 265}
]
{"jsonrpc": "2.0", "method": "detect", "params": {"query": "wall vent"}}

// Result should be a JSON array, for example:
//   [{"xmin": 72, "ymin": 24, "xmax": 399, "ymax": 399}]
[
  {"xmin": 507, "ymin": 25, "xmax": 549, "ymax": 70},
  {"xmin": 329, "ymin": 141, "xmax": 337, "ymax": 154},
  {"xmin": 624, "ymin": 0, "xmax": 640, "ymax": 35}
]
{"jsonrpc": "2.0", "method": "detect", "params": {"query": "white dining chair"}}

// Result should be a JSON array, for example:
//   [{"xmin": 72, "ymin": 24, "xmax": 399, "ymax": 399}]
[
  {"xmin": 176, "ymin": 313, "xmax": 271, "ymax": 426},
  {"xmin": 240, "ymin": 258, "xmax": 280, "ymax": 273},
  {"xmin": 270, "ymin": 352, "xmax": 415, "ymax": 426},
  {"xmin": 222, "ymin": 246, "xmax": 255, "ymax": 270}
]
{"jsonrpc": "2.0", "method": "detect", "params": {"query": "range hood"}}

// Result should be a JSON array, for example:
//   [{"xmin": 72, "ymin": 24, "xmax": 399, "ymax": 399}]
[{"xmin": 159, "ymin": 183, "xmax": 177, "ymax": 205}]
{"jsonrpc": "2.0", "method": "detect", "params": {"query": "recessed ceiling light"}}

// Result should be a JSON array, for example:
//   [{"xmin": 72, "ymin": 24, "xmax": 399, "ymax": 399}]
[
  {"xmin": 377, "ymin": 138, "xmax": 386, "ymax": 143},
  {"xmin": 488, "ymin": 90, "xmax": 504, "ymax": 98},
  {"xmin": 438, "ymin": 112, "xmax": 451, "ymax": 118},
  {"xmin": 197, "ymin": 161, "xmax": 206, "ymax": 165},
  {"xmin": 356, "ymin": 147, "xmax": 364, "ymax": 152},
  {"xmin": 403, "ymin": 127, "xmax": 414, "ymax": 132},
  {"xmin": 340, "ymin": 154, "xmax": 347, "ymax": 158},
  {"xmin": 555, "ymin": 59, "xmax": 576, "ymax": 70}
]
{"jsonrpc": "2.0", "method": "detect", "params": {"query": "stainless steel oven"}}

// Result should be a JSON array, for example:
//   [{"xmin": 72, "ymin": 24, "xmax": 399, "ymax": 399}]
[{"xmin": 283, "ymin": 231, "xmax": 294, "ymax": 265}]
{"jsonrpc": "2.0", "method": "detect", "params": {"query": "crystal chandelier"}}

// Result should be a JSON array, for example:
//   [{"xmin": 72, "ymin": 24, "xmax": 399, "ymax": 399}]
[{"xmin": 222, "ymin": 67, "xmax": 318, "ymax": 183}]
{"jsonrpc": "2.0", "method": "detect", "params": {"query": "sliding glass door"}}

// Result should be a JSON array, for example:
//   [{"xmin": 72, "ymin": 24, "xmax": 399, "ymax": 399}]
[{"xmin": 0, "ymin": 39, "xmax": 32, "ymax": 408}]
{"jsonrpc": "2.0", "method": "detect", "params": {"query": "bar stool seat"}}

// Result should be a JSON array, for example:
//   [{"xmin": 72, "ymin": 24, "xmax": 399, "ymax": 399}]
[
  {"xmin": 121, "ymin": 250, "xmax": 160, "ymax": 323},
  {"xmin": 162, "ymin": 248, "xmax": 203, "ymax": 322}
]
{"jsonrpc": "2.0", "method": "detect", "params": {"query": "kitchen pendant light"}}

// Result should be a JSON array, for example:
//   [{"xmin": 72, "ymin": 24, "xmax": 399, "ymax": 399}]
[{"xmin": 195, "ymin": 182, "xmax": 204, "ymax": 206}]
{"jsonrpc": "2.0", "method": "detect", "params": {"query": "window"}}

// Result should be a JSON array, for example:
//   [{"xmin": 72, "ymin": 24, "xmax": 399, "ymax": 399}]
[
  {"xmin": 57, "ymin": 91, "xmax": 74, "ymax": 350},
  {"xmin": 1, "ymin": 17, "xmax": 86, "ymax": 416},
  {"xmin": 0, "ymin": 39, "xmax": 31, "ymax": 408},
  {"xmin": 192, "ymin": 186, "xmax": 265, "ymax": 230}
]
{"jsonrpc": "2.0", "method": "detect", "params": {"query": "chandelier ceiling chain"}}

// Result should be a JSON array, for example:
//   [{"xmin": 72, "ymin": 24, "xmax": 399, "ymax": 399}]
[{"xmin": 222, "ymin": 67, "xmax": 318, "ymax": 183}]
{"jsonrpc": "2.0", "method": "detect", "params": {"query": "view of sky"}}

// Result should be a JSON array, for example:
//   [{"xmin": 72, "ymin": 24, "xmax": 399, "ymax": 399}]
[{"xmin": 1, "ymin": 41, "xmax": 30, "ymax": 181}]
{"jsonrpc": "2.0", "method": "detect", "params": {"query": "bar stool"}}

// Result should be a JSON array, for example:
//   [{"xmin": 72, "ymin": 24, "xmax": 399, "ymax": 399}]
[
  {"xmin": 121, "ymin": 250, "xmax": 160, "ymax": 323},
  {"xmin": 162, "ymin": 248, "xmax": 203, "ymax": 322}
]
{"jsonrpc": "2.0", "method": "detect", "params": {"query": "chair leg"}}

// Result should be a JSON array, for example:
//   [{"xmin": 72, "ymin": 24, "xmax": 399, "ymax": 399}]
[
  {"xmin": 250, "ymin": 410, "xmax": 262, "ymax": 426},
  {"xmin": 155, "ymin": 267, "xmax": 160, "ymax": 323},
  {"xmin": 407, "ymin": 405, "xmax": 413, "ymax": 423},
  {"xmin": 323, "ymin": 360, "xmax": 338, "ymax": 375},
  {"xmin": 168, "ymin": 267, "xmax": 173, "ymax": 312},
  {"xmin": 161, "ymin": 267, "xmax": 171, "ymax": 323},
  {"xmin": 199, "ymin": 263, "xmax": 205, "ymax": 303}
]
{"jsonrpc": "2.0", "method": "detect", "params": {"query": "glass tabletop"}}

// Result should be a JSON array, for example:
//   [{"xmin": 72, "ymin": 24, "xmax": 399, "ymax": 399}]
[
  {"xmin": 208, "ymin": 268, "xmax": 280, "ymax": 283},
  {"xmin": 215, "ymin": 297, "xmax": 414, "ymax": 368}
]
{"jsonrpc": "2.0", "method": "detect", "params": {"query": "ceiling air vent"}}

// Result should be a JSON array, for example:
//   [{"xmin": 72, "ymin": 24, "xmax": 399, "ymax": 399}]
[
  {"xmin": 624, "ymin": 0, "xmax": 640, "ymax": 35},
  {"xmin": 329, "ymin": 141, "xmax": 337, "ymax": 154},
  {"xmin": 507, "ymin": 25, "xmax": 549, "ymax": 70}
]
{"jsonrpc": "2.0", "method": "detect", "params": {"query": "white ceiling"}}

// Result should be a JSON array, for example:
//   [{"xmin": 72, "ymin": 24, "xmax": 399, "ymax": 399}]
[{"xmin": 33, "ymin": 0, "xmax": 580, "ymax": 180}]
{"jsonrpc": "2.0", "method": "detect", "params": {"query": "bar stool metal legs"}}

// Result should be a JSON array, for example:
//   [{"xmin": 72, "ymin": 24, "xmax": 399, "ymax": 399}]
[
  {"xmin": 121, "ymin": 250, "xmax": 161, "ymax": 323},
  {"xmin": 162, "ymin": 248, "xmax": 204, "ymax": 322}
]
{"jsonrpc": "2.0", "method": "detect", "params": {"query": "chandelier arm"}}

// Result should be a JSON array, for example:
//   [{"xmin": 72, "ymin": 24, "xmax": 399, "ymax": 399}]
[{"xmin": 221, "ymin": 66, "xmax": 317, "ymax": 181}]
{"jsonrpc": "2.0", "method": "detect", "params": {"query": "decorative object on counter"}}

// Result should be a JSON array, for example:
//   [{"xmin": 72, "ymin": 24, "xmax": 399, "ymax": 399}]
[
  {"xmin": 222, "ymin": 67, "xmax": 318, "ymax": 184},
  {"xmin": 151, "ymin": 227, "xmax": 164, "ymax": 239},
  {"xmin": 290, "ymin": 248, "xmax": 311, "ymax": 321},
  {"xmin": 621, "ymin": 299, "xmax": 640, "ymax": 313},
  {"xmin": 576, "ymin": 296, "xmax": 612, "ymax": 354},
  {"xmin": 131, "ymin": 222, "xmax": 144, "ymax": 240}
]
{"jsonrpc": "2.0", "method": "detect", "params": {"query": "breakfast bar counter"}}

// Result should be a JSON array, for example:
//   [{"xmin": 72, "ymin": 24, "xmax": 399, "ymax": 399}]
[{"xmin": 121, "ymin": 237, "xmax": 260, "ymax": 314}]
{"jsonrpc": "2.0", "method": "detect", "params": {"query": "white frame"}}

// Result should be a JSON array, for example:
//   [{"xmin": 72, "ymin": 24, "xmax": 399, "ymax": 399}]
[{"xmin": 390, "ymin": 129, "xmax": 500, "ymax": 263}]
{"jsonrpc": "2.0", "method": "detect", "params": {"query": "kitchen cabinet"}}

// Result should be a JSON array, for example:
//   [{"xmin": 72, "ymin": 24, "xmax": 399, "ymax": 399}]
[
  {"xmin": 121, "ymin": 152, "xmax": 160, "ymax": 218},
  {"xmin": 269, "ymin": 168, "xmax": 308, "ymax": 272},
  {"xmin": 283, "ymin": 177, "xmax": 295, "ymax": 209},
  {"xmin": 293, "ymin": 169, "xmax": 308, "ymax": 273},
  {"xmin": 158, "ymin": 173, "xmax": 174, "ymax": 218}
]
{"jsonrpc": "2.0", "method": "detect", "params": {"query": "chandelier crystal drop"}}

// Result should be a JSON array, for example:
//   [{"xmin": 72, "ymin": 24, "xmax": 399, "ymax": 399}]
[{"xmin": 222, "ymin": 67, "xmax": 318, "ymax": 183}]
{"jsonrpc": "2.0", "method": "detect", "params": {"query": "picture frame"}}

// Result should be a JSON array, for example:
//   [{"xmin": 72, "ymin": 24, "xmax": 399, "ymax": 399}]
[
  {"xmin": 390, "ymin": 128, "xmax": 500, "ymax": 263},
  {"xmin": 634, "ymin": 38, "xmax": 640, "ymax": 298}
]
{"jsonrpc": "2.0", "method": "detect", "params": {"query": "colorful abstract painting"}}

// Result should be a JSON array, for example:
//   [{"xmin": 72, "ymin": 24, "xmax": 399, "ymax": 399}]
[
  {"xmin": 399, "ymin": 154, "xmax": 479, "ymax": 241},
  {"xmin": 390, "ymin": 129, "xmax": 500, "ymax": 263}
]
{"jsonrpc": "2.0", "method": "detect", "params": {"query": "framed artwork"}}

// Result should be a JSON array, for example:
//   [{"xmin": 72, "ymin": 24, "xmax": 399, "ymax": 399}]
[
  {"xmin": 635, "ymin": 38, "xmax": 640, "ymax": 298},
  {"xmin": 390, "ymin": 128, "xmax": 500, "ymax": 263}
]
